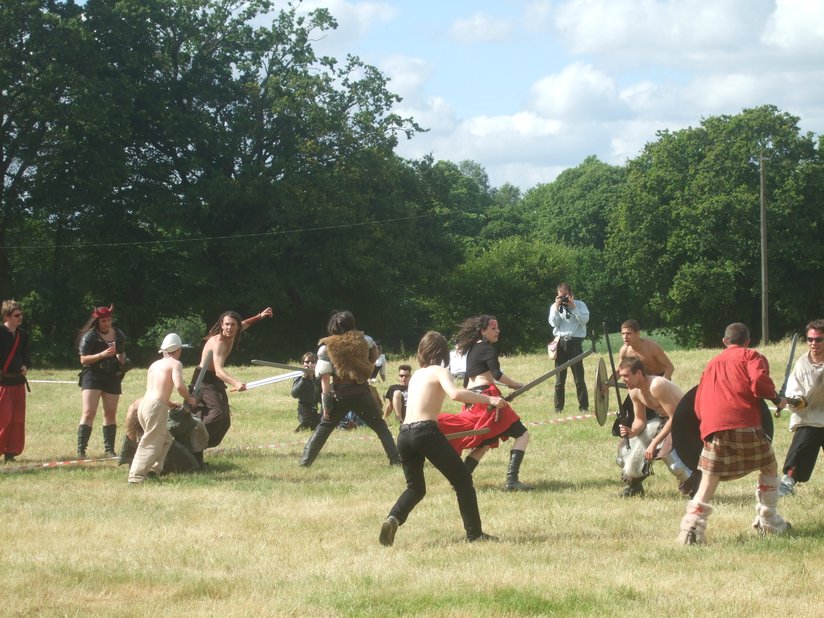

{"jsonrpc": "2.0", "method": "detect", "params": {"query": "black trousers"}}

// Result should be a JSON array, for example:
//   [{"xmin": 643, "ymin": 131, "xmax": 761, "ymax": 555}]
[
  {"xmin": 782, "ymin": 425, "xmax": 824, "ymax": 482},
  {"xmin": 300, "ymin": 384, "xmax": 399, "ymax": 466},
  {"xmin": 554, "ymin": 337, "xmax": 589, "ymax": 411},
  {"xmin": 388, "ymin": 421, "xmax": 482, "ymax": 539}
]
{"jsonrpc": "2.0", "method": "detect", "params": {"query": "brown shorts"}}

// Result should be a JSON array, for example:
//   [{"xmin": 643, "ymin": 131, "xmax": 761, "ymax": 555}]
[{"xmin": 698, "ymin": 427, "xmax": 776, "ymax": 481}]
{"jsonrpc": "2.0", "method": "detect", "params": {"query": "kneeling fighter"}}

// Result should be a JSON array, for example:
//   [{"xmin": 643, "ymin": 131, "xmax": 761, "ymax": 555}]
[{"xmin": 617, "ymin": 358, "xmax": 694, "ymax": 496}]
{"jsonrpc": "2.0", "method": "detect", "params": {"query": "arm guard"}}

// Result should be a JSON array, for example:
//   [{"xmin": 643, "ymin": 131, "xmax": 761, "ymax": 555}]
[{"xmin": 322, "ymin": 391, "xmax": 335, "ymax": 412}]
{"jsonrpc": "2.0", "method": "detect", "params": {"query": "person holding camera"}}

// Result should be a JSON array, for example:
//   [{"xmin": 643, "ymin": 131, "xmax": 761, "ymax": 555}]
[{"xmin": 548, "ymin": 283, "xmax": 590, "ymax": 414}]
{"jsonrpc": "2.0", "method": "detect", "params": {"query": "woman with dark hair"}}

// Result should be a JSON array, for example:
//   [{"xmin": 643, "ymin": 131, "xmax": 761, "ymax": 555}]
[
  {"xmin": 299, "ymin": 310, "xmax": 400, "ymax": 467},
  {"xmin": 438, "ymin": 315, "xmax": 534, "ymax": 491},
  {"xmin": 77, "ymin": 305, "xmax": 127, "ymax": 458}
]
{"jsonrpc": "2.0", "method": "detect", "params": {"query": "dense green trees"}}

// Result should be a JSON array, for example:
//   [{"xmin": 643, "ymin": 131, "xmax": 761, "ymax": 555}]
[
  {"xmin": 606, "ymin": 105, "xmax": 821, "ymax": 345},
  {"xmin": 2, "ymin": 3, "xmax": 822, "ymax": 363}
]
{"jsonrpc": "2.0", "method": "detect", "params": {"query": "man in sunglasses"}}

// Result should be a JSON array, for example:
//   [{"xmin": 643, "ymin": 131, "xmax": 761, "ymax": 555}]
[
  {"xmin": 778, "ymin": 319, "xmax": 824, "ymax": 497},
  {"xmin": 383, "ymin": 365, "xmax": 412, "ymax": 423}
]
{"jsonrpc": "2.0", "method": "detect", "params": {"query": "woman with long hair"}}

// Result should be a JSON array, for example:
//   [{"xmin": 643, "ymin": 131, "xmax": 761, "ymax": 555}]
[
  {"xmin": 76, "ymin": 305, "xmax": 127, "ymax": 458},
  {"xmin": 438, "ymin": 314, "xmax": 533, "ymax": 491}
]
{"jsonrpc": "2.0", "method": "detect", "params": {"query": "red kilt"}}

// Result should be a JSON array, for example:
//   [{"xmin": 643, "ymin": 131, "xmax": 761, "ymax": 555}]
[
  {"xmin": 437, "ymin": 384, "xmax": 521, "ymax": 454},
  {"xmin": 698, "ymin": 427, "xmax": 776, "ymax": 481}
]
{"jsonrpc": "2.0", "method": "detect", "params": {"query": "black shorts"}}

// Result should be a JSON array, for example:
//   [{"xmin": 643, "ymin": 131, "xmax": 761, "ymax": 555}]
[{"xmin": 79, "ymin": 369, "xmax": 123, "ymax": 395}]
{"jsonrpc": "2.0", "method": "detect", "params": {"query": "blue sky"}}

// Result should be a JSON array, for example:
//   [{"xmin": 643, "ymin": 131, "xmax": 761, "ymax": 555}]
[{"xmin": 297, "ymin": 0, "xmax": 824, "ymax": 190}]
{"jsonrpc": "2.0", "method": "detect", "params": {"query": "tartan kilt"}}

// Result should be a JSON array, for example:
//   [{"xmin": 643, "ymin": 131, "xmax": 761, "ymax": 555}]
[{"xmin": 698, "ymin": 427, "xmax": 776, "ymax": 481}]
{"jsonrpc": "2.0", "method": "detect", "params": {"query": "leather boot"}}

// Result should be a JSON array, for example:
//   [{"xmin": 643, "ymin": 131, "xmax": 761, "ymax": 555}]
[
  {"xmin": 505, "ymin": 449, "xmax": 533, "ymax": 491},
  {"xmin": 118, "ymin": 436, "xmax": 138, "ymax": 466},
  {"xmin": 464, "ymin": 456, "xmax": 479, "ymax": 474},
  {"xmin": 77, "ymin": 424, "xmax": 92, "ymax": 459},
  {"xmin": 102, "ymin": 424, "xmax": 118, "ymax": 457}
]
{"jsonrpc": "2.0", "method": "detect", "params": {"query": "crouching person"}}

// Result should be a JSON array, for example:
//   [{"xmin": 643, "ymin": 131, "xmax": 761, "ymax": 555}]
[{"xmin": 127, "ymin": 334, "xmax": 196, "ymax": 484}]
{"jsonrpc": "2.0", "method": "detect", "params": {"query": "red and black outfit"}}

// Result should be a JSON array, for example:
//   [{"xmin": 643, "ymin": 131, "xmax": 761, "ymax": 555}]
[
  {"xmin": 0, "ymin": 324, "xmax": 31, "ymax": 459},
  {"xmin": 437, "ymin": 341, "xmax": 526, "ymax": 453}
]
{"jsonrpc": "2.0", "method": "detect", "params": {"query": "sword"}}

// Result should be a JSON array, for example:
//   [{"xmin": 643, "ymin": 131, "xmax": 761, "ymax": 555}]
[
  {"xmin": 252, "ymin": 359, "xmax": 306, "ymax": 373},
  {"xmin": 239, "ymin": 371, "xmax": 303, "ymax": 391},
  {"xmin": 505, "ymin": 348, "xmax": 593, "ymax": 402},
  {"xmin": 443, "ymin": 428, "xmax": 491, "ymax": 441},
  {"xmin": 604, "ymin": 322, "xmax": 629, "ymax": 449},
  {"xmin": 775, "ymin": 333, "xmax": 800, "ymax": 418}
]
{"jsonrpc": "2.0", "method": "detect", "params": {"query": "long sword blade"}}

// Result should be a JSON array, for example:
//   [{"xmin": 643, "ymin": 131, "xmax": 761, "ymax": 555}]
[
  {"xmin": 245, "ymin": 371, "xmax": 303, "ymax": 390},
  {"xmin": 505, "ymin": 348, "xmax": 593, "ymax": 402},
  {"xmin": 779, "ymin": 333, "xmax": 799, "ymax": 397},
  {"xmin": 252, "ymin": 359, "xmax": 306, "ymax": 373}
]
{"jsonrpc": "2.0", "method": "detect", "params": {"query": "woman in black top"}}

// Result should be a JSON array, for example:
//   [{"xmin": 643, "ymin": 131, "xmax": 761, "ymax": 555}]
[
  {"xmin": 76, "ymin": 305, "xmax": 127, "ymax": 458},
  {"xmin": 438, "ymin": 314, "xmax": 534, "ymax": 491}
]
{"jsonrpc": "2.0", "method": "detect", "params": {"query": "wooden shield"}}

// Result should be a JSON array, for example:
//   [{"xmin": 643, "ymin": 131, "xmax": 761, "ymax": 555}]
[
  {"xmin": 671, "ymin": 385, "xmax": 775, "ymax": 473},
  {"xmin": 593, "ymin": 357, "xmax": 609, "ymax": 426}
]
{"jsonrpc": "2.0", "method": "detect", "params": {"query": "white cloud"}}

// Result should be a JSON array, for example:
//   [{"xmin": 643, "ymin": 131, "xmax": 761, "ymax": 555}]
[
  {"xmin": 450, "ymin": 12, "xmax": 514, "ymax": 44},
  {"xmin": 763, "ymin": 0, "xmax": 824, "ymax": 55},
  {"xmin": 523, "ymin": 1, "xmax": 553, "ymax": 32},
  {"xmin": 379, "ymin": 54, "xmax": 432, "ymax": 102},
  {"xmin": 553, "ymin": 0, "xmax": 776, "ymax": 68},
  {"xmin": 529, "ymin": 62, "xmax": 624, "ymax": 120}
]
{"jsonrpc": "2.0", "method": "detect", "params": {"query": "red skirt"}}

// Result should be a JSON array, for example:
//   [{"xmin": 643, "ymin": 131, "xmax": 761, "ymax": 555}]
[{"xmin": 437, "ymin": 384, "xmax": 521, "ymax": 453}]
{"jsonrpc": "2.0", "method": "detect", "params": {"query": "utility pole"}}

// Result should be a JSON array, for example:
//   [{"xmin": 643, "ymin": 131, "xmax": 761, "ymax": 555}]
[{"xmin": 760, "ymin": 151, "xmax": 769, "ymax": 344}]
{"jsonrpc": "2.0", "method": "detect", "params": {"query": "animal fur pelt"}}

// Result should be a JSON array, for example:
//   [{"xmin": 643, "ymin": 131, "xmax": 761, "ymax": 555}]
[{"xmin": 320, "ymin": 331, "xmax": 373, "ymax": 383}]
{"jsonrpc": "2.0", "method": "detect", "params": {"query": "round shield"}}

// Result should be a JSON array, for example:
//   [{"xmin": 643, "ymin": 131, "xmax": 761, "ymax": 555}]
[
  {"xmin": 671, "ymin": 385, "xmax": 776, "ymax": 474},
  {"xmin": 593, "ymin": 357, "xmax": 609, "ymax": 426},
  {"xmin": 670, "ymin": 386, "xmax": 702, "ymax": 473}
]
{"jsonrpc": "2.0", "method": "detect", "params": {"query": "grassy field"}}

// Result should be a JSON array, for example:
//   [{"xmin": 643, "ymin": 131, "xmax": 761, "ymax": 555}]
[{"xmin": 3, "ymin": 340, "xmax": 823, "ymax": 617}]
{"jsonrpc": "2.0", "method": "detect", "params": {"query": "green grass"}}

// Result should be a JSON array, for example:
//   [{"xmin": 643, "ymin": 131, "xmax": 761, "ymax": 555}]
[{"xmin": 3, "ymin": 340, "xmax": 822, "ymax": 617}]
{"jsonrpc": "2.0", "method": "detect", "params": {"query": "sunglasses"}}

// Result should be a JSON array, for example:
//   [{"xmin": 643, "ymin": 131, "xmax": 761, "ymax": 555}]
[{"xmin": 807, "ymin": 336, "xmax": 824, "ymax": 344}]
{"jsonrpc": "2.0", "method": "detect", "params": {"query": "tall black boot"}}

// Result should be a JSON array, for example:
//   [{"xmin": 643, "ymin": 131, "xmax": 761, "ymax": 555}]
[
  {"xmin": 102, "ymin": 424, "xmax": 118, "ymax": 457},
  {"xmin": 118, "ymin": 436, "xmax": 138, "ymax": 466},
  {"xmin": 77, "ymin": 424, "xmax": 92, "ymax": 459},
  {"xmin": 464, "ymin": 456, "xmax": 479, "ymax": 474},
  {"xmin": 505, "ymin": 449, "xmax": 533, "ymax": 491}
]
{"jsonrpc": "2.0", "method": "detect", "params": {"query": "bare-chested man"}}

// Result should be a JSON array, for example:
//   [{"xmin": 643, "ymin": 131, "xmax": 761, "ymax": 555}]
[
  {"xmin": 618, "ymin": 319, "xmax": 674, "ymax": 378},
  {"xmin": 379, "ymin": 331, "xmax": 505, "ymax": 546},
  {"xmin": 616, "ymin": 357, "xmax": 695, "ymax": 496},
  {"xmin": 128, "ymin": 334, "xmax": 196, "ymax": 484},
  {"xmin": 191, "ymin": 307, "xmax": 272, "ymax": 451}
]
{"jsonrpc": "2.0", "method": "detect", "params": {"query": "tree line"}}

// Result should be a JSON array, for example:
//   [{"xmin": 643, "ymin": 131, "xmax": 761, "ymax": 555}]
[{"xmin": 3, "ymin": 1, "xmax": 823, "ymax": 366}]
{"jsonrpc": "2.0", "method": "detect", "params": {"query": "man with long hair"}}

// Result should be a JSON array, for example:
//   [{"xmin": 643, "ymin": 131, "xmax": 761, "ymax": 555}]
[
  {"xmin": 380, "ymin": 331, "xmax": 503, "ymax": 546},
  {"xmin": 188, "ymin": 307, "xmax": 272, "ymax": 460}
]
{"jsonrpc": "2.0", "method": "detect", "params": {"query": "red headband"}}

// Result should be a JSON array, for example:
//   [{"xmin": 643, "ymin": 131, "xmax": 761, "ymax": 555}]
[{"xmin": 92, "ymin": 305, "xmax": 114, "ymax": 320}]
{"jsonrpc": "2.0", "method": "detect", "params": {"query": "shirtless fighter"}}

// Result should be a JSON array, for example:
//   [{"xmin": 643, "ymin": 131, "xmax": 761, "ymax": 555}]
[{"xmin": 616, "ymin": 357, "xmax": 695, "ymax": 496}]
